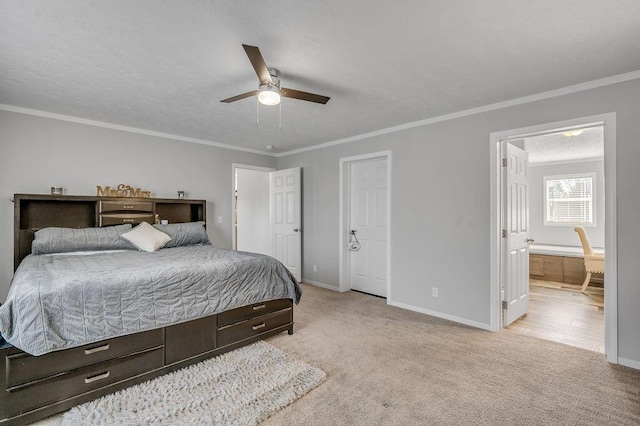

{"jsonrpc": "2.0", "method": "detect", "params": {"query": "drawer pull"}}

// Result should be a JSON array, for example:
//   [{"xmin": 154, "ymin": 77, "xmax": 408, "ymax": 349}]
[
  {"xmin": 122, "ymin": 219, "xmax": 135, "ymax": 222},
  {"xmin": 84, "ymin": 344, "xmax": 110, "ymax": 355},
  {"xmin": 252, "ymin": 323, "xmax": 266, "ymax": 331},
  {"xmin": 122, "ymin": 205, "xmax": 135, "ymax": 209},
  {"xmin": 84, "ymin": 371, "xmax": 110, "ymax": 384},
  {"xmin": 252, "ymin": 304, "xmax": 266, "ymax": 311}
]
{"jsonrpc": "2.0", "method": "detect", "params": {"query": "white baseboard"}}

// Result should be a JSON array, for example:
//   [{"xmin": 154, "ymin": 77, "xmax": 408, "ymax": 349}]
[
  {"xmin": 301, "ymin": 279, "xmax": 344, "ymax": 292},
  {"xmin": 388, "ymin": 300, "xmax": 493, "ymax": 331},
  {"xmin": 617, "ymin": 357, "xmax": 640, "ymax": 371}
]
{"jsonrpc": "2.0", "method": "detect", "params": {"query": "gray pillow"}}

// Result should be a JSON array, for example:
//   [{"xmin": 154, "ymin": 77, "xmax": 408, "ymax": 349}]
[
  {"xmin": 152, "ymin": 221, "xmax": 211, "ymax": 248},
  {"xmin": 32, "ymin": 225, "xmax": 135, "ymax": 255}
]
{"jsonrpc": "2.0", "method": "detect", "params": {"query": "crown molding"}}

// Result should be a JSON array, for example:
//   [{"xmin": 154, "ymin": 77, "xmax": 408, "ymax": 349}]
[
  {"xmin": 0, "ymin": 104, "xmax": 277, "ymax": 157},
  {"xmin": 2, "ymin": 69, "xmax": 639, "ymax": 158},
  {"xmin": 274, "ymin": 69, "xmax": 640, "ymax": 157},
  {"xmin": 529, "ymin": 156, "xmax": 604, "ymax": 167}
]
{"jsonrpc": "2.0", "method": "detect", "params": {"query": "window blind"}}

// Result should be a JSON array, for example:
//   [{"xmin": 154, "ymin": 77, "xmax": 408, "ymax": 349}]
[{"xmin": 545, "ymin": 175, "xmax": 594, "ymax": 224}]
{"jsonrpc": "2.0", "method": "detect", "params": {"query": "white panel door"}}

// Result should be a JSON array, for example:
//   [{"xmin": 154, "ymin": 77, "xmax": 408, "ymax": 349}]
[
  {"xmin": 271, "ymin": 167, "xmax": 302, "ymax": 282},
  {"xmin": 349, "ymin": 159, "xmax": 387, "ymax": 297},
  {"xmin": 503, "ymin": 143, "xmax": 530, "ymax": 326}
]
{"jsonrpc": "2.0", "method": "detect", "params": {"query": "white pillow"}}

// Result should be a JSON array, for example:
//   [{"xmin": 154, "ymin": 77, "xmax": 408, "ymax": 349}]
[{"xmin": 121, "ymin": 222, "xmax": 172, "ymax": 252}]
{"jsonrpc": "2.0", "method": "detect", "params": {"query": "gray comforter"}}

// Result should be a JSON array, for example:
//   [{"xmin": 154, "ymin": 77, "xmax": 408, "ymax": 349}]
[{"xmin": 0, "ymin": 245, "xmax": 301, "ymax": 356}]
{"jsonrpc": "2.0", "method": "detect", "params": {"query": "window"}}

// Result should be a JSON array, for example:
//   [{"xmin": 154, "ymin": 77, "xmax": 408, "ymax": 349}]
[{"xmin": 544, "ymin": 173, "xmax": 595, "ymax": 226}]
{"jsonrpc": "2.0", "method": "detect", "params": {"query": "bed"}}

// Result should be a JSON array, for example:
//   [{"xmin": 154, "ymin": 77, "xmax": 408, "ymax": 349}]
[{"xmin": 0, "ymin": 194, "xmax": 301, "ymax": 425}]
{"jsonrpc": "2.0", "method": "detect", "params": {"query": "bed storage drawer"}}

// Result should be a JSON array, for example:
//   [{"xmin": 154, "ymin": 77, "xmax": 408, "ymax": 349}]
[
  {"xmin": 4, "ymin": 346, "xmax": 163, "ymax": 418},
  {"xmin": 99, "ymin": 200, "xmax": 154, "ymax": 213},
  {"xmin": 217, "ymin": 298, "xmax": 292, "ymax": 327},
  {"xmin": 99, "ymin": 213, "xmax": 155, "ymax": 226},
  {"xmin": 217, "ymin": 309, "xmax": 292, "ymax": 347},
  {"xmin": 6, "ymin": 328, "xmax": 164, "ymax": 388}
]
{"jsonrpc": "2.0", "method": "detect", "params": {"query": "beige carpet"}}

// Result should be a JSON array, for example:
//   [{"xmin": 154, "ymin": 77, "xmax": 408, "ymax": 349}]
[{"xmin": 264, "ymin": 284, "xmax": 640, "ymax": 425}]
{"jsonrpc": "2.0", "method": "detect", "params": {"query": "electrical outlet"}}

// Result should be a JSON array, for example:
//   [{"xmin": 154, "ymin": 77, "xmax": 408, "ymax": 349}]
[
  {"xmin": 217, "ymin": 216, "xmax": 223, "ymax": 224},
  {"xmin": 432, "ymin": 287, "xmax": 439, "ymax": 298},
  {"xmin": 312, "ymin": 264, "xmax": 317, "ymax": 272}
]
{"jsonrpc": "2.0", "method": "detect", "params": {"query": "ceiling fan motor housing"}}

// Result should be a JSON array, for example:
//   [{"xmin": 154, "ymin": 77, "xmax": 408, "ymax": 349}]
[
  {"xmin": 266, "ymin": 68, "xmax": 280, "ymax": 88},
  {"xmin": 258, "ymin": 69, "xmax": 280, "ymax": 105}
]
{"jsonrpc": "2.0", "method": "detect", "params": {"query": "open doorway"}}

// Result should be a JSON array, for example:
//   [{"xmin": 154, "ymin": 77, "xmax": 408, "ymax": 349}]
[
  {"xmin": 232, "ymin": 164, "xmax": 274, "ymax": 255},
  {"xmin": 489, "ymin": 113, "xmax": 618, "ymax": 363},
  {"xmin": 507, "ymin": 127, "xmax": 605, "ymax": 352},
  {"xmin": 232, "ymin": 164, "xmax": 303, "ymax": 282}
]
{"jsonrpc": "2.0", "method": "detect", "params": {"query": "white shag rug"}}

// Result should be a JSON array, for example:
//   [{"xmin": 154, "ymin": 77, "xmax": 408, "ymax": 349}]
[{"xmin": 34, "ymin": 341, "xmax": 326, "ymax": 426}]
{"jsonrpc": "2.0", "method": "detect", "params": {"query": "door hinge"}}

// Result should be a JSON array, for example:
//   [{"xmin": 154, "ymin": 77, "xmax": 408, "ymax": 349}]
[
  {"xmin": 502, "ymin": 301, "xmax": 508, "ymax": 309},
  {"xmin": 502, "ymin": 229, "xmax": 507, "ymax": 238},
  {"xmin": 502, "ymin": 158, "xmax": 507, "ymax": 167}
]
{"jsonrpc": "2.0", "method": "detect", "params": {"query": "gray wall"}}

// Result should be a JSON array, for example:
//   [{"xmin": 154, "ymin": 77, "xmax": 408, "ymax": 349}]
[
  {"xmin": 0, "ymin": 110, "xmax": 275, "ymax": 300},
  {"xmin": 529, "ymin": 159, "xmax": 605, "ymax": 247},
  {"xmin": 278, "ymin": 78, "xmax": 640, "ymax": 366}
]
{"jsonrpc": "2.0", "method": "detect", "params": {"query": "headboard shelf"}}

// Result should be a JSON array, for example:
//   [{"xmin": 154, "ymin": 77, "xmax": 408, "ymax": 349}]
[
  {"xmin": 20, "ymin": 199, "xmax": 96, "ymax": 229},
  {"xmin": 13, "ymin": 194, "xmax": 206, "ymax": 270}
]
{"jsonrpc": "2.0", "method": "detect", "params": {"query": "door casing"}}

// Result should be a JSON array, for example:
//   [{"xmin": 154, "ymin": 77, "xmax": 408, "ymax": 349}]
[
  {"xmin": 489, "ymin": 113, "xmax": 617, "ymax": 363},
  {"xmin": 339, "ymin": 151, "xmax": 392, "ymax": 299}
]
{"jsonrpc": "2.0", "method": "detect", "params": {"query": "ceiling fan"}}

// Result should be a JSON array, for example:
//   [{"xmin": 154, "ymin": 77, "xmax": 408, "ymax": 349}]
[{"xmin": 221, "ymin": 44, "xmax": 330, "ymax": 106}]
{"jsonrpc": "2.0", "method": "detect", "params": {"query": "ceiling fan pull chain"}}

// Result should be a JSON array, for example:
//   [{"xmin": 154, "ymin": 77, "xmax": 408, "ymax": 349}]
[
  {"xmin": 279, "ymin": 101, "xmax": 282, "ymax": 131},
  {"xmin": 256, "ymin": 98, "xmax": 260, "ymax": 127}
]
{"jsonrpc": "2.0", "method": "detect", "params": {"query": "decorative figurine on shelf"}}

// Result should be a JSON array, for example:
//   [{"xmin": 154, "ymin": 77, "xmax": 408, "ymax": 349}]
[{"xmin": 96, "ymin": 184, "xmax": 151, "ymax": 198}]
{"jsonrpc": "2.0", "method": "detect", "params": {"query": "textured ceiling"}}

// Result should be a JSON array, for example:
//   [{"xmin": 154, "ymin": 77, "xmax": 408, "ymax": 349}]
[
  {"xmin": 1, "ymin": 1, "xmax": 640, "ymax": 154},
  {"xmin": 525, "ymin": 126, "xmax": 604, "ymax": 164}
]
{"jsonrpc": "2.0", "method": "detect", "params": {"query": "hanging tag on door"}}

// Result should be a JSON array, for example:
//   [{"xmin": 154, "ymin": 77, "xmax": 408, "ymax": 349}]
[{"xmin": 348, "ymin": 230, "xmax": 361, "ymax": 251}]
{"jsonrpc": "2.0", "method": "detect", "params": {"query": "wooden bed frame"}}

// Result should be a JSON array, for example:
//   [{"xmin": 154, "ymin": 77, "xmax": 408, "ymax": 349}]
[{"xmin": 0, "ymin": 194, "xmax": 294, "ymax": 425}]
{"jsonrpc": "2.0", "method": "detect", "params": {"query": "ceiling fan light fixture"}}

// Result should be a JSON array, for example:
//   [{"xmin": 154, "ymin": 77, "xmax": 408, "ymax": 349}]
[{"xmin": 258, "ymin": 84, "xmax": 281, "ymax": 106}]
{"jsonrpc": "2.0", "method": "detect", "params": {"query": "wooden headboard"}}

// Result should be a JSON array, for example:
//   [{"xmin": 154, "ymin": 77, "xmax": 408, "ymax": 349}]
[{"xmin": 13, "ymin": 194, "xmax": 206, "ymax": 270}]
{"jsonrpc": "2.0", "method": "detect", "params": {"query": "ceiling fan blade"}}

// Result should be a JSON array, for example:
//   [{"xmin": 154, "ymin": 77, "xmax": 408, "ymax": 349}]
[
  {"xmin": 220, "ymin": 90, "xmax": 259, "ymax": 103},
  {"xmin": 242, "ymin": 44, "xmax": 273, "ymax": 85},
  {"xmin": 281, "ymin": 88, "xmax": 330, "ymax": 104}
]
